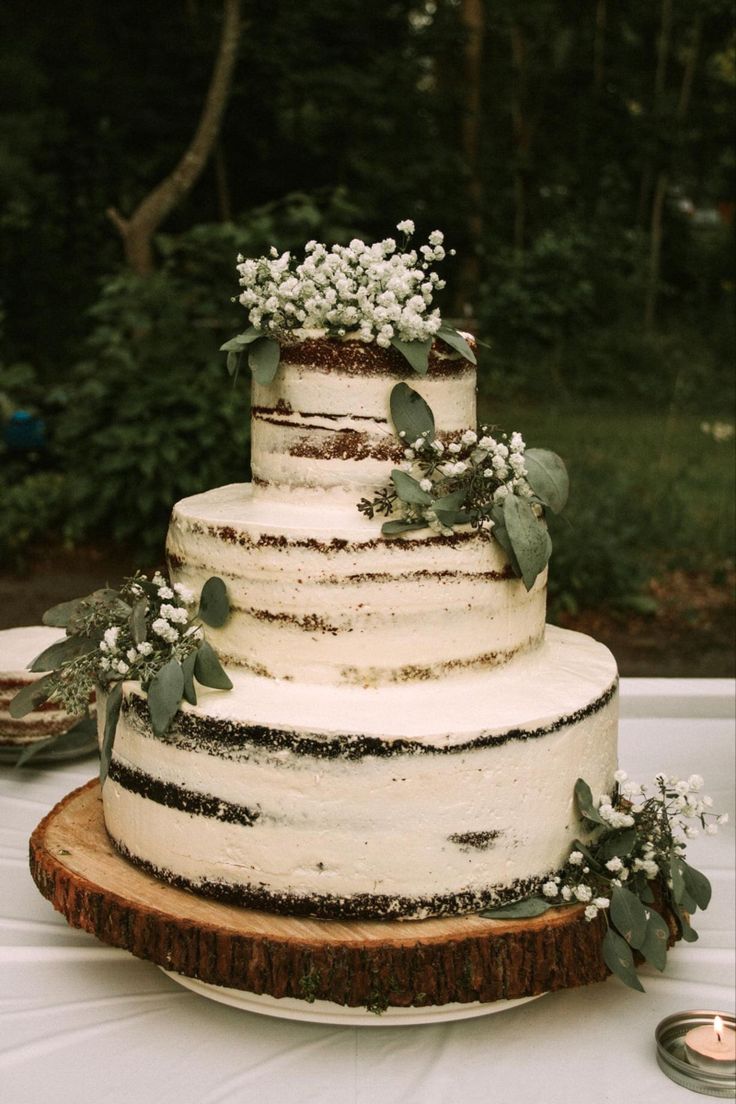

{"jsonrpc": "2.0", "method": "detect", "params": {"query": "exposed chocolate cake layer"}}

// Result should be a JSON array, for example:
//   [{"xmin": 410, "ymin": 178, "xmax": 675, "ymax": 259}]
[
  {"xmin": 278, "ymin": 337, "xmax": 474, "ymax": 379},
  {"xmin": 107, "ymin": 760, "xmax": 261, "ymax": 826},
  {"xmin": 123, "ymin": 677, "xmax": 618, "ymax": 763},
  {"xmin": 109, "ymin": 836, "xmax": 550, "ymax": 921}
]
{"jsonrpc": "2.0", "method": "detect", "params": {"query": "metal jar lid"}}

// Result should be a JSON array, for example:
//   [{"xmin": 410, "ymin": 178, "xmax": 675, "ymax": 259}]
[{"xmin": 655, "ymin": 1010, "xmax": 736, "ymax": 1098}]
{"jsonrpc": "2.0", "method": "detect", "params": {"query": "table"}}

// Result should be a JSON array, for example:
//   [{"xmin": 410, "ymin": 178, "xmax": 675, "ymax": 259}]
[{"xmin": 2, "ymin": 680, "xmax": 734, "ymax": 1104}]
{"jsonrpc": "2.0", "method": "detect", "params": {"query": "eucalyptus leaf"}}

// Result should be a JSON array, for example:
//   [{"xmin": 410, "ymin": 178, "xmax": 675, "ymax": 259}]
[
  {"xmin": 640, "ymin": 907, "xmax": 670, "ymax": 972},
  {"xmin": 480, "ymin": 896, "xmax": 555, "ymax": 919},
  {"xmin": 597, "ymin": 827, "xmax": 637, "ymax": 863},
  {"xmin": 226, "ymin": 350, "xmax": 240, "ymax": 379},
  {"xmin": 194, "ymin": 641, "xmax": 233, "ymax": 691},
  {"xmin": 433, "ymin": 488, "xmax": 468, "ymax": 512},
  {"xmin": 680, "ymin": 860, "xmax": 712, "ymax": 911},
  {"xmin": 670, "ymin": 855, "xmax": 686, "ymax": 905},
  {"xmin": 29, "ymin": 634, "xmax": 98, "ymax": 672},
  {"xmin": 390, "ymin": 336, "xmax": 432, "ymax": 376},
  {"xmin": 610, "ymin": 885, "xmax": 649, "ymax": 950},
  {"xmin": 569, "ymin": 838, "xmax": 606, "ymax": 873},
  {"xmin": 248, "ymin": 336, "xmax": 281, "ymax": 384},
  {"xmin": 389, "ymin": 382, "xmax": 435, "ymax": 442},
  {"xmin": 674, "ymin": 905, "xmax": 699, "ymax": 943},
  {"xmin": 434, "ymin": 508, "xmax": 471, "ymax": 528},
  {"xmin": 99, "ymin": 682, "xmax": 122, "ymax": 784},
  {"xmin": 602, "ymin": 927, "xmax": 645, "ymax": 992},
  {"xmin": 489, "ymin": 505, "xmax": 521, "ymax": 574},
  {"xmin": 147, "ymin": 658, "xmax": 185, "ymax": 737},
  {"xmin": 130, "ymin": 597, "xmax": 148, "ymax": 645},
  {"xmin": 181, "ymin": 649, "xmax": 198, "ymax": 706},
  {"xmin": 502, "ymin": 493, "xmax": 550, "ymax": 591},
  {"xmin": 574, "ymin": 778, "xmax": 606, "ymax": 825},
  {"xmin": 436, "ymin": 324, "xmax": 477, "ymax": 364},
  {"xmin": 42, "ymin": 597, "xmax": 85, "ymax": 628},
  {"xmin": 390, "ymin": 469, "xmax": 433, "ymax": 506},
  {"xmin": 220, "ymin": 326, "xmax": 263, "ymax": 352},
  {"xmin": 8, "ymin": 672, "xmax": 57, "ymax": 719},
  {"xmin": 524, "ymin": 449, "xmax": 569, "ymax": 514},
  {"xmin": 197, "ymin": 576, "xmax": 230, "ymax": 628},
  {"xmin": 381, "ymin": 519, "xmax": 429, "ymax": 536}
]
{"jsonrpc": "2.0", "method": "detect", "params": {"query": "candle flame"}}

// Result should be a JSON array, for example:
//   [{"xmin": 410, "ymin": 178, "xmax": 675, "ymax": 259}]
[{"xmin": 714, "ymin": 1015, "xmax": 724, "ymax": 1043}]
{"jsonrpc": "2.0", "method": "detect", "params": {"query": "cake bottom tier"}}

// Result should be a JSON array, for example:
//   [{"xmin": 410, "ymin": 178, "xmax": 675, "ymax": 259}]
[{"xmin": 101, "ymin": 626, "xmax": 618, "ymax": 920}]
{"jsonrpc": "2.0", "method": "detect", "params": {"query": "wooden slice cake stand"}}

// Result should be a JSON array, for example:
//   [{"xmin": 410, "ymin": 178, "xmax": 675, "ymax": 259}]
[{"xmin": 29, "ymin": 780, "xmax": 654, "ymax": 1024}]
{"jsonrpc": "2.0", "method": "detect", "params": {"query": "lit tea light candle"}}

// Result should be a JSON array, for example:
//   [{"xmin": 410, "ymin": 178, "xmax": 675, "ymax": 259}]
[{"xmin": 684, "ymin": 1015, "xmax": 736, "ymax": 1074}]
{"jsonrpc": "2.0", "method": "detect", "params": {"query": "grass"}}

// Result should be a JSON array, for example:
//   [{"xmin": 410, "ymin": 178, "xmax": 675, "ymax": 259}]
[{"xmin": 478, "ymin": 394, "xmax": 736, "ymax": 613}]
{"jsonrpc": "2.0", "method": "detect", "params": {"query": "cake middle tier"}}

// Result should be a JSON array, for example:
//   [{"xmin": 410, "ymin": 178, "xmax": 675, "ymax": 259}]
[{"xmin": 166, "ymin": 483, "xmax": 547, "ymax": 685}]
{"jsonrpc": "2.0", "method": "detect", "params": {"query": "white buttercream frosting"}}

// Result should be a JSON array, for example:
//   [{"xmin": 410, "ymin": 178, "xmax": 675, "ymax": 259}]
[
  {"xmin": 0, "ymin": 625, "xmax": 76, "ymax": 746},
  {"xmin": 167, "ymin": 483, "xmax": 546, "ymax": 684},
  {"xmin": 102, "ymin": 627, "xmax": 618, "ymax": 918}
]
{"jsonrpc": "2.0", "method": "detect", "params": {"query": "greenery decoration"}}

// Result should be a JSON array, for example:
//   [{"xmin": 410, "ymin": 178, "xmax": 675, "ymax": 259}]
[
  {"xmin": 9, "ymin": 572, "xmax": 233, "ymax": 782},
  {"xmin": 221, "ymin": 221, "xmax": 477, "ymax": 381},
  {"xmin": 481, "ymin": 771, "xmax": 727, "ymax": 991},
  {"xmin": 358, "ymin": 382, "xmax": 567, "ymax": 590}
]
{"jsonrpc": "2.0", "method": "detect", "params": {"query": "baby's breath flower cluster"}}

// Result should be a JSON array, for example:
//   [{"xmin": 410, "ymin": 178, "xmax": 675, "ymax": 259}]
[
  {"xmin": 542, "ymin": 771, "xmax": 726, "ymax": 923},
  {"xmin": 485, "ymin": 770, "xmax": 726, "ymax": 991},
  {"xmin": 36, "ymin": 573, "xmax": 201, "ymax": 719},
  {"xmin": 235, "ymin": 220, "xmax": 450, "ymax": 345},
  {"xmin": 360, "ymin": 422, "xmax": 532, "ymax": 537}
]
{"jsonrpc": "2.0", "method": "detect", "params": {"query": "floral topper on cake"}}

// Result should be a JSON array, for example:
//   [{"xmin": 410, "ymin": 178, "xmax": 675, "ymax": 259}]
[
  {"xmin": 9, "ymin": 573, "xmax": 233, "ymax": 782},
  {"xmin": 221, "ymin": 220, "xmax": 476, "ymax": 382},
  {"xmin": 358, "ymin": 383, "xmax": 568, "ymax": 590},
  {"xmin": 482, "ymin": 772, "xmax": 727, "ymax": 991}
]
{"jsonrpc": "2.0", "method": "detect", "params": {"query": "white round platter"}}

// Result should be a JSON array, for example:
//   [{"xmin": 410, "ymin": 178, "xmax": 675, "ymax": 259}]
[{"xmin": 160, "ymin": 968, "xmax": 545, "ymax": 1026}]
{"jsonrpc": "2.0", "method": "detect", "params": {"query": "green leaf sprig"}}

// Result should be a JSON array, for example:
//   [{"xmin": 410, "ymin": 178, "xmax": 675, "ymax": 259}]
[
  {"xmin": 480, "ymin": 771, "xmax": 726, "ymax": 991},
  {"xmin": 9, "ymin": 572, "xmax": 234, "ymax": 783},
  {"xmin": 357, "ymin": 382, "xmax": 568, "ymax": 590}
]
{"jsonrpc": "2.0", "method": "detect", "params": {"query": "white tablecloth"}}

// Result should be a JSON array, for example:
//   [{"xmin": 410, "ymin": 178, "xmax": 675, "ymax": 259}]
[{"xmin": 1, "ymin": 679, "xmax": 734, "ymax": 1104}]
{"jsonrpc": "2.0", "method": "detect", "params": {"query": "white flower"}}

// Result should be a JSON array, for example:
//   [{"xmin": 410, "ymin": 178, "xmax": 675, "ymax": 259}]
[
  {"xmin": 561, "ymin": 886, "xmax": 572, "ymax": 901},
  {"xmin": 137, "ymin": 641, "xmax": 153, "ymax": 656},
  {"xmin": 126, "ymin": 648, "xmax": 138, "ymax": 663},
  {"xmin": 461, "ymin": 429, "xmax": 477, "ymax": 446},
  {"xmin": 404, "ymin": 449, "xmax": 415, "ymax": 460},
  {"xmin": 151, "ymin": 618, "xmax": 179, "ymax": 644},
  {"xmin": 396, "ymin": 219, "xmax": 415, "ymax": 235},
  {"xmin": 413, "ymin": 438, "xmax": 426, "ymax": 450},
  {"xmin": 173, "ymin": 583, "xmax": 194, "ymax": 603},
  {"xmin": 614, "ymin": 769, "xmax": 628, "ymax": 783},
  {"xmin": 159, "ymin": 604, "xmax": 188, "ymax": 624},
  {"xmin": 115, "ymin": 660, "xmax": 129, "ymax": 675},
  {"xmin": 479, "ymin": 435, "xmax": 497, "ymax": 450},
  {"xmin": 632, "ymin": 859, "xmax": 659, "ymax": 878},
  {"xmin": 593, "ymin": 897, "xmax": 610, "ymax": 910},
  {"xmin": 103, "ymin": 626, "xmax": 119, "ymax": 652},
  {"xmin": 574, "ymin": 884, "xmax": 592, "ymax": 902},
  {"xmin": 717, "ymin": 814, "xmax": 729, "ymax": 825},
  {"xmin": 687, "ymin": 774, "xmax": 704, "ymax": 791},
  {"xmin": 569, "ymin": 851, "xmax": 584, "ymax": 866},
  {"xmin": 419, "ymin": 478, "xmax": 433, "ymax": 492},
  {"xmin": 158, "ymin": 585, "xmax": 174, "ymax": 600},
  {"xmin": 99, "ymin": 657, "xmax": 110, "ymax": 671},
  {"xmin": 542, "ymin": 881, "xmax": 559, "ymax": 898},
  {"xmin": 152, "ymin": 572, "xmax": 166, "ymax": 586},
  {"xmin": 428, "ymin": 230, "xmax": 444, "ymax": 246},
  {"xmin": 584, "ymin": 905, "xmax": 599, "ymax": 921},
  {"xmin": 448, "ymin": 441, "xmax": 462, "ymax": 454},
  {"xmin": 605, "ymin": 857, "xmax": 623, "ymax": 873}
]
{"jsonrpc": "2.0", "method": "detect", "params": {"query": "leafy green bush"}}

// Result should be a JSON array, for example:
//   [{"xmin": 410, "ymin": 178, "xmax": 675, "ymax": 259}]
[
  {"xmin": 56, "ymin": 258, "xmax": 249, "ymax": 561},
  {"xmin": 0, "ymin": 471, "xmax": 67, "ymax": 570}
]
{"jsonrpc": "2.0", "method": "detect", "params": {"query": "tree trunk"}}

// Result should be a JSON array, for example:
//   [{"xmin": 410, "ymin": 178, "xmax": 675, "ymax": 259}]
[
  {"xmin": 510, "ymin": 22, "xmax": 530, "ymax": 258},
  {"xmin": 593, "ymin": 0, "xmax": 606, "ymax": 94},
  {"xmin": 454, "ymin": 0, "xmax": 485, "ymax": 319},
  {"xmin": 107, "ymin": 0, "xmax": 241, "ymax": 274},
  {"xmin": 644, "ymin": 11, "xmax": 701, "ymax": 329}
]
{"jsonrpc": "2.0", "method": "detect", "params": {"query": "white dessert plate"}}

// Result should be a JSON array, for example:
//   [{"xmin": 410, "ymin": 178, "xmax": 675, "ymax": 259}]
[{"xmin": 160, "ymin": 969, "xmax": 545, "ymax": 1025}]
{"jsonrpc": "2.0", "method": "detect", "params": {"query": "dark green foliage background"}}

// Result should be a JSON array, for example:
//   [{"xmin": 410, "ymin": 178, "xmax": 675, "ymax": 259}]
[{"xmin": 0, "ymin": 0, "xmax": 733, "ymax": 608}]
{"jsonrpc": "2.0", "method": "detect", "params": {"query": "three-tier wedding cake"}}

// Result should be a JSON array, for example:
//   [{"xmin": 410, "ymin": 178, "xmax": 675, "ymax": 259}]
[{"xmin": 100, "ymin": 323, "xmax": 618, "ymax": 920}]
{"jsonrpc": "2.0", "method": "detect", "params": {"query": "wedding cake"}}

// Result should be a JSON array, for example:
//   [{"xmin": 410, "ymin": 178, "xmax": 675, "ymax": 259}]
[{"xmin": 100, "ymin": 313, "xmax": 618, "ymax": 919}]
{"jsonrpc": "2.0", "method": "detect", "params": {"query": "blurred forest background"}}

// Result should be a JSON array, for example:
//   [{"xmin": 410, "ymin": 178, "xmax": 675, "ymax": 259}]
[{"xmin": 0, "ymin": 0, "xmax": 734, "ymax": 673}]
